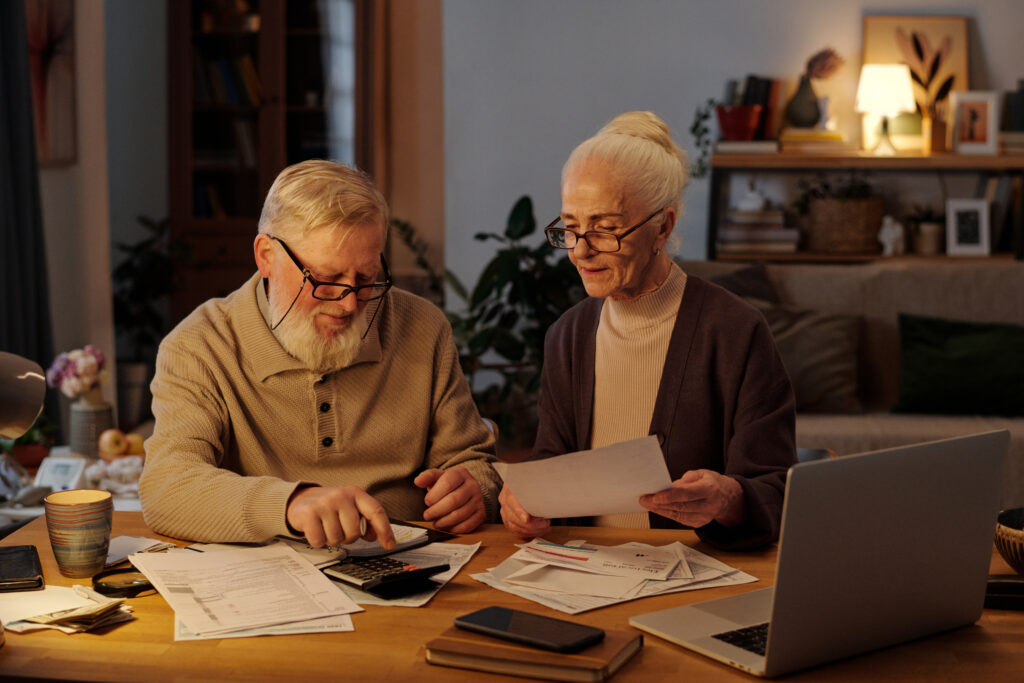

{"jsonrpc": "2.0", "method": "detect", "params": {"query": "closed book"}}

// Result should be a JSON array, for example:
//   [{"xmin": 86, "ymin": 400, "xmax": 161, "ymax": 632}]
[
  {"xmin": 726, "ymin": 209, "xmax": 784, "ymax": 224},
  {"xmin": 714, "ymin": 140, "xmax": 779, "ymax": 154},
  {"xmin": 716, "ymin": 240, "xmax": 798, "ymax": 253},
  {"xmin": 0, "ymin": 545, "xmax": 44, "ymax": 592},
  {"xmin": 425, "ymin": 626, "xmax": 642, "ymax": 682},
  {"xmin": 718, "ymin": 226, "xmax": 800, "ymax": 242},
  {"xmin": 779, "ymin": 127, "xmax": 846, "ymax": 141}
]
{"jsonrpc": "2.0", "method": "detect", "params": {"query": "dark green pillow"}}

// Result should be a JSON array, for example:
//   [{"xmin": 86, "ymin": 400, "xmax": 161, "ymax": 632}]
[{"xmin": 894, "ymin": 313, "xmax": 1024, "ymax": 416}]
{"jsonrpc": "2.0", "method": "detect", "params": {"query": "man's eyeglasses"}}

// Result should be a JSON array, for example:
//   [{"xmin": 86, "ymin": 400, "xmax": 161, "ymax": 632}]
[
  {"xmin": 270, "ymin": 235, "xmax": 392, "ymax": 302},
  {"xmin": 544, "ymin": 209, "xmax": 664, "ymax": 253}
]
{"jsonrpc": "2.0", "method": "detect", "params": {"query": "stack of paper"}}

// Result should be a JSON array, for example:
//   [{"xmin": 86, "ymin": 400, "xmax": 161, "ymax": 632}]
[
  {"xmin": 0, "ymin": 585, "xmax": 133, "ymax": 634},
  {"xmin": 473, "ymin": 538, "xmax": 756, "ymax": 615},
  {"xmin": 129, "ymin": 543, "xmax": 364, "ymax": 640}
]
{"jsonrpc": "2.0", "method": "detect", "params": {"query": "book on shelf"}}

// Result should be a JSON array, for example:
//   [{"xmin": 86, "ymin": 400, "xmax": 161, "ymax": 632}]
[
  {"xmin": 779, "ymin": 127, "xmax": 846, "ymax": 142},
  {"xmin": 216, "ymin": 59, "xmax": 241, "ymax": 105},
  {"xmin": 424, "ymin": 626, "xmax": 643, "ymax": 683},
  {"xmin": 780, "ymin": 141, "xmax": 859, "ymax": 154},
  {"xmin": 718, "ymin": 226, "xmax": 800, "ymax": 242},
  {"xmin": 725, "ymin": 208, "xmax": 785, "ymax": 225},
  {"xmin": 233, "ymin": 120, "xmax": 257, "ymax": 168},
  {"xmin": 234, "ymin": 54, "xmax": 262, "ymax": 106},
  {"xmin": 716, "ymin": 240, "xmax": 799, "ymax": 253},
  {"xmin": 714, "ymin": 140, "xmax": 779, "ymax": 154}
]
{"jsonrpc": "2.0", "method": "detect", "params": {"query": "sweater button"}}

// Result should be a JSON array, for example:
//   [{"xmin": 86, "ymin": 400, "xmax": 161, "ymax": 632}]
[
  {"xmin": 319, "ymin": 402, "xmax": 330, "ymax": 412},
  {"xmin": 322, "ymin": 437, "xmax": 333, "ymax": 447}
]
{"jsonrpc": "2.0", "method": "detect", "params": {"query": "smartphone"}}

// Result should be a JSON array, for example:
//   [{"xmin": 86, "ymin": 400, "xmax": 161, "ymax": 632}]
[{"xmin": 454, "ymin": 606, "xmax": 605, "ymax": 653}]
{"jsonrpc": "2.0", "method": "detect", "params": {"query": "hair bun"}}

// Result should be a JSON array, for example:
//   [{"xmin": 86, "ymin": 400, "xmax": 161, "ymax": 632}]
[{"xmin": 599, "ymin": 111, "xmax": 686, "ymax": 164}]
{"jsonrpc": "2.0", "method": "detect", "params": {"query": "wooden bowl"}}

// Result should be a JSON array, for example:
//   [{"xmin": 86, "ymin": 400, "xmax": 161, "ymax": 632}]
[{"xmin": 995, "ymin": 508, "xmax": 1024, "ymax": 575}]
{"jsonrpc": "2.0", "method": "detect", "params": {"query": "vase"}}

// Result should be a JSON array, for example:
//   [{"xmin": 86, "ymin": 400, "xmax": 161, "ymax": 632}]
[
  {"xmin": 69, "ymin": 387, "xmax": 114, "ymax": 458},
  {"xmin": 784, "ymin": 75, "xmax": 821, "ymax": 128}
]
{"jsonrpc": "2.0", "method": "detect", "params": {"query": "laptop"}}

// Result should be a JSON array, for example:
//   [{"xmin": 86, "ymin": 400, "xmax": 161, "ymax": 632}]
[{"xmin": 629, "ymin": 430, "xmax": 1009, "ymax": 678}]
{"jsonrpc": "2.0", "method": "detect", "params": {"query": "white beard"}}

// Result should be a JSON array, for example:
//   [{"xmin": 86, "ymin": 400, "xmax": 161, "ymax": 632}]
[{"xmin": 269, "ymin": 293, "xmax": 368, "ymax": 373}]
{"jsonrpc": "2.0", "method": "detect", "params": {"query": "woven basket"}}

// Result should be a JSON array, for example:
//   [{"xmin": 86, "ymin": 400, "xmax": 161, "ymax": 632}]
[{"xmin": 806, "ymin": 197, "xmax": 885, "ymax": 253}]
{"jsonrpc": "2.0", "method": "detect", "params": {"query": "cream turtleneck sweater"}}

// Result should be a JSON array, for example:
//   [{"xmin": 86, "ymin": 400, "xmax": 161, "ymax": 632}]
[{"xmin": 592, "ymin": 262, "xmax": 687, "ymax": 527}]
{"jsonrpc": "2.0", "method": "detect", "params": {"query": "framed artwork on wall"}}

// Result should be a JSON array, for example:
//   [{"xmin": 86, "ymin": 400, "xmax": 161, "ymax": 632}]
[
  {"xmin": 25, "ymin": 0, "xmax": 76, "ymax": 166},
  {"xmin": 862, "ymin": 15, "xmax": 969, "ymax": 151},
  {"xmin": 946, "ymin": 198, "xmax": 990, "ymax": 256},
  {"xmin": 949, "ymin": 91, "xmax": 1000, "ymax": 154}
]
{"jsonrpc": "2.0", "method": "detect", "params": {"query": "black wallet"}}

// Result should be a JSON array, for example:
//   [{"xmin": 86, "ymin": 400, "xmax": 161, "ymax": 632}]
[{"xmin": 0, "ymin": 545, "xmax": 45, "ymax": 592}]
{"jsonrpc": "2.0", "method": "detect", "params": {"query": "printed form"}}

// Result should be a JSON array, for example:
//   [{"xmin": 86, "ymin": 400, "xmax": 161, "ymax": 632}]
[
  {"xmin": 494, "ymin": 435, "xmax": 672, "ymax": 517},
  {"xmin": 130, "ymin": 543, "xmax": 362, "ymax": 636}
]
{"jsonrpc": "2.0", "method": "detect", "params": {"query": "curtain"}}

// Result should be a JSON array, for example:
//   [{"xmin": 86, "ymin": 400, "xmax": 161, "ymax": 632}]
[
  {"xmin": 354, "ymin": 0, "xmax": 391, "ymax": 196},
  {"xmin": 0, "ymin": 0, "xmax": 56, "ymax": 424}
]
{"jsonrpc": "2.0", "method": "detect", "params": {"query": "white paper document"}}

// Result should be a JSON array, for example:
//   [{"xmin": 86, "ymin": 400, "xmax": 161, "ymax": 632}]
[
  {"xmin": 473, "ymin": 539, "xmax": 756, "ymax": 614},
  {"xmin": 174, "ymin": 613, "xmax": 355, "ymax": 641},
  {"xmin": 129, "ymin": 543, "xmax": 362, "ymax": 636},
  {"xmin": 493, "ymin": 435, "xmax": 672, "ymax": 518},
  {"xmin": 510, "ymin": 539, "xmax": 685, "ymax": 580}
]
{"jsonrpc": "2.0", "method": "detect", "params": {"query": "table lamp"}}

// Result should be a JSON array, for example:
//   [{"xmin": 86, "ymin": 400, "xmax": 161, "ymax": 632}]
[
  {"xmin": 0, "ymin": 351, "xmax": 46, "ymax": 496},
  {"xmin": 856, "ymin": 64, "xmax": 916, "ymax": 155}
]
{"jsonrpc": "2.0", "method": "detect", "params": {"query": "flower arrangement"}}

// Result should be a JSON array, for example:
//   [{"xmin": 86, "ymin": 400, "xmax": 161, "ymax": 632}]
[
  {"xmin": 803, "ymin": 47, "xmax": 844, "ymax": 80},
  {"xmin": 47, "ymin": 345, "xmax": 108, "ymax": 399}
]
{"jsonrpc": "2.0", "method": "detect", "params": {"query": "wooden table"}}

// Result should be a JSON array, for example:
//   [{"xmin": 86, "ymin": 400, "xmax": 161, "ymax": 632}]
[{"xmin": 1, "ymin": 513, "xmax": 1021, "ymax": 682}]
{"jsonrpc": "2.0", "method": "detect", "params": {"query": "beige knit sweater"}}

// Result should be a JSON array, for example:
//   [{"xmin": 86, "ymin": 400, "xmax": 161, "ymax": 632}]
[
  {"xmin": 593, "ymin": 263, "xmax": 686, "ymax": 527},
  {"xmin": 139, "ymin": 273, "xmax": 500, "ymax": 543}
]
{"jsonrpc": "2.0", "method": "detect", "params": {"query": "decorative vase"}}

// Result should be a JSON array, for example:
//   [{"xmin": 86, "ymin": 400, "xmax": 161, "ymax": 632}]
[
  {"xmin": 785, "ymin": 75, "xmax": 821, "ymax": 128},
  {"xmin": 69, "ymin": 387, "xmax": 114, "ymax": 458}
]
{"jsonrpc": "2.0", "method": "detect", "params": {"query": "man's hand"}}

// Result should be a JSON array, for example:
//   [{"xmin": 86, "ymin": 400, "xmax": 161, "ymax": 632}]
[
  {"xmin": 286, "ymin": 485, "xmax": 396, "ymax": 549},
  {"xmin": 499, "ymin": 484, "xmax": 551, "ymax": 539},
  {"xmin": 415, "ymin": 466, "xmax": 486, "ymax": 533},
  {"xmin": 639, "ymin": 469, "xmax": 745, "ymax": 529}
]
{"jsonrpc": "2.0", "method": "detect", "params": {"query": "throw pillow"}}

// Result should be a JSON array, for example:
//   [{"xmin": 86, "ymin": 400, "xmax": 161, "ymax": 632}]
[
  {"xmin": 749, "ymin": 299, "xmax": 863, "ymax": 414},
  {"xmin": 894, "ymin": 313, "xmax": 1024, "ymax": 416},
  {"xmin": 709, "ymin": 264, "xmax": 780, "ymax": 303}
]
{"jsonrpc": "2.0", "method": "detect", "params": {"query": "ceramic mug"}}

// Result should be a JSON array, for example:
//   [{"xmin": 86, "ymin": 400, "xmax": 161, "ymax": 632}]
[{"xmin": 44, "ymin": 489, "xmax": 113, "ymax": 578}]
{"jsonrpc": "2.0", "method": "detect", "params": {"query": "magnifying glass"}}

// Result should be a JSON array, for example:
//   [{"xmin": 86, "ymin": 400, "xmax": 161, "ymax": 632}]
[{"xmin": 91, "ymin": 567, "xmax": 155, "ymax": 598}]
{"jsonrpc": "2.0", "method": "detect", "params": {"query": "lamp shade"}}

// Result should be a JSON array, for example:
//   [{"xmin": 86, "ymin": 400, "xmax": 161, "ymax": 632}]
[
  {"xmin": 0, "ymin": 352, "xmax": 46, "ymax": 440},
  {"xmin": 855, "ymin": 64, "xmax": 916, "ymax": 117}
]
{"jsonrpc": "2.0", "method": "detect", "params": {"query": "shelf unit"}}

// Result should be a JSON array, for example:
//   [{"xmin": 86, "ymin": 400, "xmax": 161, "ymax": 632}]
[
  {"xmin": 168, "ymin": 0, "xmax": 354, "ymax": 320},
  {"xmin": 707, "ymin": 151, "xmax": 1024, "ymax": 262}
]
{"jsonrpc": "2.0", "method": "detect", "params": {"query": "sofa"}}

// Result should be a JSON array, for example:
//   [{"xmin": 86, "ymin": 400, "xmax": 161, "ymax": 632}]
[{"xmin": 679, "ymin": 259, "xmax": 1024, "ymax": 509}]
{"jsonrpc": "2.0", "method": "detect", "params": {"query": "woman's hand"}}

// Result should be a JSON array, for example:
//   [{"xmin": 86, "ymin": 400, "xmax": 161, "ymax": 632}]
[
  {"xmin": 639, "ymin": 469, "xmax": 745, "ymax": 528},
  {"xmin": 499, "ymin": 484, "xmax": 552, "ymax": 538}
]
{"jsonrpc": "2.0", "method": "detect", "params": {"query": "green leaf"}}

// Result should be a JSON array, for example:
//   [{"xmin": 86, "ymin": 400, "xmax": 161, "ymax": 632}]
[
  {"xmin": 444, "ymin": 269, "xmax": 469, "ymax": 304},
  {"xmin": 505, "ymin": 196, "xmax": 535, "ymax": 239},
  {"xmin": 493, "ymin": 333, "xmax": 525, "ymax": 362}
]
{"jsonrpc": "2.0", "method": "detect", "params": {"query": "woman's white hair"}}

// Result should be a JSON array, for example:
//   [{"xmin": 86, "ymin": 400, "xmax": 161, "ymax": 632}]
[{"xmin": 562, "ymin": 111, "xmax": 689, "ymax": 217}]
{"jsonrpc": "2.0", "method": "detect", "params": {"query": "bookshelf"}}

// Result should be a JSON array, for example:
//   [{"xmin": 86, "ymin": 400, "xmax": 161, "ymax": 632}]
[
  {"xmin": 707, "ymin": 152, "xmax": 1024, "ymax": 262},
  {"xmin": 168, "ymin": 0, "xmax": 353, "ymax": 320}
]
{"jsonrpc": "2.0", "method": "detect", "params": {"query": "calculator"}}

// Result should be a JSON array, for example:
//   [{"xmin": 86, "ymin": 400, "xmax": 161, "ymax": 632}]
[{"xmin": 322, "ymin": 555, "xmax": 450, "ymax": 598}]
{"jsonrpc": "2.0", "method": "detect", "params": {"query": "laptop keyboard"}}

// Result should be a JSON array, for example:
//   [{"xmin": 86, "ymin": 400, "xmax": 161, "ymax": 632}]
[{"xmin": 711, "ymin": 622, "xmax": 769, "ymax": 655}]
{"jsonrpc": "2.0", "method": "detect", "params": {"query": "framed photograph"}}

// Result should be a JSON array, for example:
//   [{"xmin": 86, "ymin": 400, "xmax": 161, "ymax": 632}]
[
  {"xmin": 862, "ymin": 15, "xmax": 969, "ymax": 151},
  {"xmin": 25, "ymin": 0, "xmax": 76, "ymax": 166},
  {"xmin": 949, "ymin": 91, "xmax": 1000, "ymax": 154},
  {"xmin": 945, "ymin": 199, "xmax": 990, "ymax": 256}
]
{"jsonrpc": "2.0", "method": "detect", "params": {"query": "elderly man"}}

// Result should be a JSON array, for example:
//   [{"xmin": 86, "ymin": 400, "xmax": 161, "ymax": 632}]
[{"xmin": 139, "ymin": 160, "xmax": 500, "ymax": 548}]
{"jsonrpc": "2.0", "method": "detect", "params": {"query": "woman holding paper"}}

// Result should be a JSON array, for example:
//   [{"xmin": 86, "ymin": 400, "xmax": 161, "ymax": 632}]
[{"xmin": 499, "ymin": 111, "xmax": 796, "ymax": 550}]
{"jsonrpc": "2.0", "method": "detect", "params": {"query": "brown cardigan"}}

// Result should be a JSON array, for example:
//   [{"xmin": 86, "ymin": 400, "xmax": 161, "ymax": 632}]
[{"xmin": 533, "ymin": 275, "xmax": 796, "ymax": 550}]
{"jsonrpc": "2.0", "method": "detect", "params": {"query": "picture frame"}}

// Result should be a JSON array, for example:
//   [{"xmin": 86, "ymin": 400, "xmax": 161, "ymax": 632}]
[
  {"xmin": 862, "ymin": 15, "xmax": 969, "ymax": 151},
  {"xmin": 945, "ymin": 198, "xmax": 990, "ymax": 256},
  {"xmin": 948, "ymin": 91, "xmax": 1000, "ymax": 154}
]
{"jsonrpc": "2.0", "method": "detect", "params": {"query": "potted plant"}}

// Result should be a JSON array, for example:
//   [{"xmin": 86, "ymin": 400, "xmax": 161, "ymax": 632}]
[
  {"xmin": 0, "ymin": 413, "xmax": 57, "ymax": 469},
  {"xmin": 793, "ymin": 172, "xmax": 884, "ymax": 253},
  {"xmin": 445, "ymin": 196, "xmax": 585, "ymax": 446},
  {"xmin": 112, "ymin": 215, "xmax": 189, "ymax": 429}
]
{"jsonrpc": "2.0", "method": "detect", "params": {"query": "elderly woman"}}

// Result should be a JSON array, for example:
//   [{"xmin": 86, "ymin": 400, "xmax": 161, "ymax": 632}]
[{"xmin": 499, "ymin": 111, "xmax": 796, "ymax": 550}]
